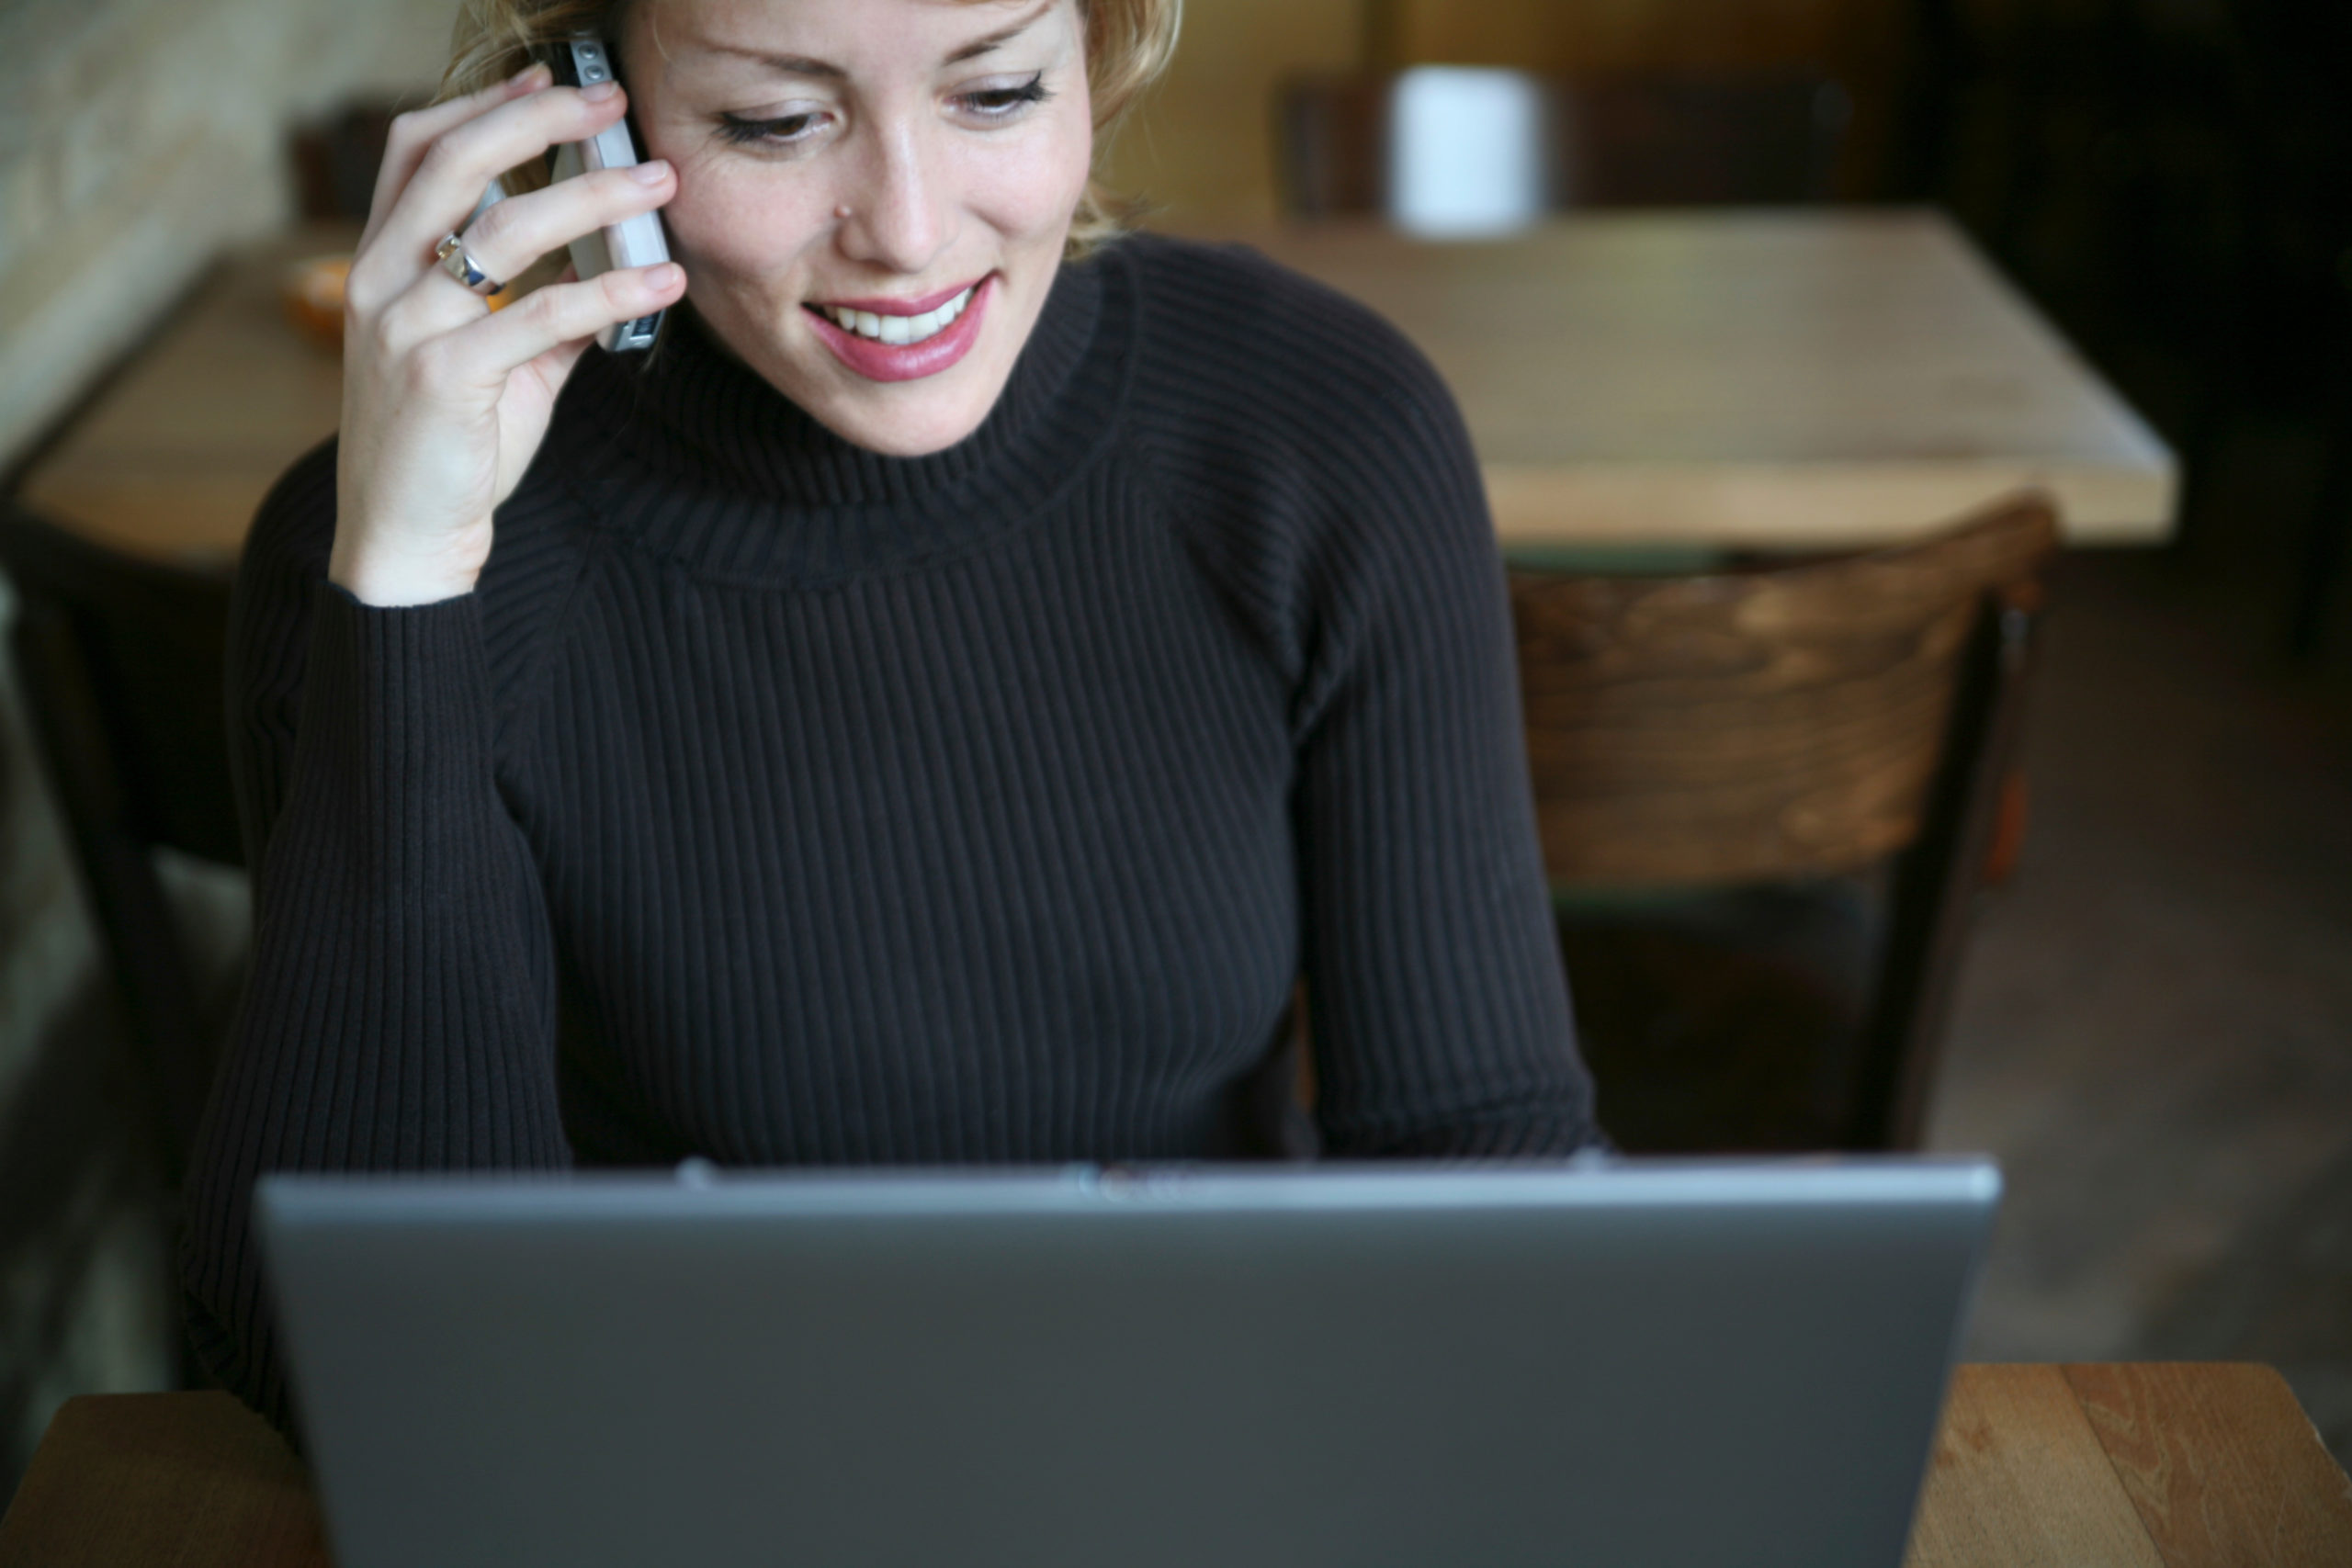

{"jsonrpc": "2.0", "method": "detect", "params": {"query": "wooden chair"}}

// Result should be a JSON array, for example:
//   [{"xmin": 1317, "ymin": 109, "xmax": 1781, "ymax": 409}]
[
  {"xmin": 1276, "ymin": 67, "xmax": 1851, "ymax": 220},
  {"xmin": 1510, "ymin": 496, "xmax": 2057, "ymax": 1151},
  {"xmin": 0, "ymin": 503, "xmax": 242, "ymax": 1176},
  {"xmin": 288, "ymin": 99, "xmax": 401, "ymax": 220}
]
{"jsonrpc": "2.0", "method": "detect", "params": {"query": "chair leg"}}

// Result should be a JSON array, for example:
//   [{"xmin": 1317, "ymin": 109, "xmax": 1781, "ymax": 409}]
[
  {"xmin": 1982, "ymin": 771, "xmax": 2030, "ymax": 888},
  {"xmin": 10, "ymin": 603, "xmax": 212, "ymax": 1173},
  {"xmin": 2288, "ymin": 389, "xmax": 2351, "ymax": 660},
  {"xmin": 1849, "ymin": 586, "xmax": 2042, "ymax": 1150}
]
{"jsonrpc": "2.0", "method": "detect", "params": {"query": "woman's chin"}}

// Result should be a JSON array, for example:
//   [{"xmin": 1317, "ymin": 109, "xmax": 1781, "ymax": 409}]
[{"xmin": 802, "ymin": 378, "xmax": 1002, "ymax": 457}]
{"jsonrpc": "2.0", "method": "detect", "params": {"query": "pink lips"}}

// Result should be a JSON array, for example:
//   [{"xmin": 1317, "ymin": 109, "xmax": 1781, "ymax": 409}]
[
  {"xmin": 804, "ymin": 276, "xmax": 992, "ymax": 383},
  {"xmin": 821, "ymin": 280, "xmax": 978, "ymax": 317}
]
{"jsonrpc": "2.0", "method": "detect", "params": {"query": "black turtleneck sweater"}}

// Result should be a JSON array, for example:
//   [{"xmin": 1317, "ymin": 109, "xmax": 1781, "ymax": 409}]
[{"xmin": 181, "ymin": 233, "xmax": 1598, "ymax": 1424}]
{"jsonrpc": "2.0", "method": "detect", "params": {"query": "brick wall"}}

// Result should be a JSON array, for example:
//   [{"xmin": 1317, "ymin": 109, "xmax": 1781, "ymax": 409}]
[{"xmin": 0, "ymin": 0, "xmax": 453, "ymax": 470}]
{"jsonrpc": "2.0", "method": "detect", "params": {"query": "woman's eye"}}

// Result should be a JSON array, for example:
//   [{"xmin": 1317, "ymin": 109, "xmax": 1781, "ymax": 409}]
[
  {"xmin": 718, "ymin": 111, "xmax": 829, "ymax": 147},
  {"xmin": 956, "ymin": 73, "xmax": 1050, "ymax": 120}
]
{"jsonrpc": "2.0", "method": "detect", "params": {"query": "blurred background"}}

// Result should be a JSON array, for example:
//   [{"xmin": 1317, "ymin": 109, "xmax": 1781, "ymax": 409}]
[{"xmin": 2, "ymin": 0, "xmax": 2347, "ymax": 1500}]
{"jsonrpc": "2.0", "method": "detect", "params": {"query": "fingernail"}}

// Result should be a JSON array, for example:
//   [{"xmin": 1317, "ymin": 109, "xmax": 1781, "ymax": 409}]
[
  {"xmin": 582, "ymin": 79, "xmax": 619, "ymax": 102},
  {"xmin": 645, "ymin": 264, "xmax": 683, "ymax": 290},
  {"xmin": 629, "ymin": 160, "xmax": 670, "ymax": 185},
  {"xmin": 509, "ymin": 62, "xmax": 548, "ymax": 89}
]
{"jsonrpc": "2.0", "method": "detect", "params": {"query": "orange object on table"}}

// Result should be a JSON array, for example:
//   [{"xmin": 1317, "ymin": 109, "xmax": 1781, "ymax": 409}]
[{"xmin": 278, "ymin": 254, "xmax": 349, "ymax": 350}]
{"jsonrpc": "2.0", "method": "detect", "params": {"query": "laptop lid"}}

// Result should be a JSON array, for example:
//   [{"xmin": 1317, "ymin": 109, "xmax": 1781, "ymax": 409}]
[{"xmin": 258, "ymin": 1157, "xmax": 1998, "ymax": 1568}]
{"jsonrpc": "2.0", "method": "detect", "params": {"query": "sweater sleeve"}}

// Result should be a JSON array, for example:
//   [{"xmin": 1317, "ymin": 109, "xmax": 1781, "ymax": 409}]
[
  {"xmin": 1166, "ymin": 278, "xmax": 1589, "ymax": 1152},
  {"xmin": 1277, "ymin": 322, "xmax": 1600, "ymax": 1158},
  {"xmin": 179, "ymin": 441, "xmax": 570, "ymax": 1430},
  {"xmin": 1119, "ymin": 237, "xmax": 1599, "ymax": 1156}
]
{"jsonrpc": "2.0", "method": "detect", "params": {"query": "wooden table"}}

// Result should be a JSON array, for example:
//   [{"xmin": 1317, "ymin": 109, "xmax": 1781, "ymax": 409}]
[
  {"xmin": 15, "ymin": 224, "xmax": 356, "ymax": 569},
  {"xmin": 5, "ymin": 1365, "xmax": 2346, "ymax": 1566},
  {"xmin": 16, "ymin": 211, "xmax": 2176, "ymax": 566},
  {"xmin": 1190, "ymin": 211, "xmax": 2177, "ymax": 550}
]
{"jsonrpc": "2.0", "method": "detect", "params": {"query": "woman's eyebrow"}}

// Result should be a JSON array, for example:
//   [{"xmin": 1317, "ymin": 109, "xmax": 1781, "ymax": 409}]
[
  {"xmin": 943, "ymin": 0, "xmax": 1062, "ymax": 65},
  {"xmin": 696, "ymin": 44, "xmax": 848, "ymax": 81},
  {"xmin": 692, "ymin": 0, "xmax": 1062, "ymax": 83}
]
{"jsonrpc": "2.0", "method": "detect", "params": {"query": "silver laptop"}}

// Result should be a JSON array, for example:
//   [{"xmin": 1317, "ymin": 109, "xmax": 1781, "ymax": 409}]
[{"xmin": 257, "ymin": 1157, "xmax": 1998, "ymax": 1568}]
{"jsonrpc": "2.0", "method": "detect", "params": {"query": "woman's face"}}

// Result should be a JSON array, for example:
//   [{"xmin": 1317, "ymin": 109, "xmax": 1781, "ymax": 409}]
[{"xmin": 622, "ymin": 0, "xmax": 1094, "ymax": 457}]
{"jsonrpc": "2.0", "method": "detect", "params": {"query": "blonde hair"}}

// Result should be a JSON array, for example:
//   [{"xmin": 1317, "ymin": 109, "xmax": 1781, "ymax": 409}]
[{"xmin": 439, "ymin": 0, "xmax": 1180, "ymax": 255}]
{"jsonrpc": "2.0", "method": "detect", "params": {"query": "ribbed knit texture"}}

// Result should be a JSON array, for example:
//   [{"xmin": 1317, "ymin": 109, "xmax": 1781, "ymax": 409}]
[{"xmin": 181, "ymin": 234, "xmax": 1597, "ymax": 1429}]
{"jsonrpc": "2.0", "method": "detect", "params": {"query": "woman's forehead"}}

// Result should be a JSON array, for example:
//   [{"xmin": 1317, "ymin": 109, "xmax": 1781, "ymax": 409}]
[{"xmin": 642, "ymin": 0, "xmax": 1069, "ymax": 53}]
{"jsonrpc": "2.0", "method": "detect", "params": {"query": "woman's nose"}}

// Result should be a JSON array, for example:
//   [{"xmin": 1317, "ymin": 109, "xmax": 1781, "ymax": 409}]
[{"xmin": 835, "ymin": 120, "xmax": 954, "ymax": 276}]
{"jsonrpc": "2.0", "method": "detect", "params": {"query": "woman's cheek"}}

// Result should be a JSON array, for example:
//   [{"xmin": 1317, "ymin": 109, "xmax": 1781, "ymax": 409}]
[
  {"xmin": 665, "ymin": 174, "xmax": 823, "ymax": 288},
  {"xmin": 973, "ymin": 123, "xmax": 1093, "ymax": 237},
  {"xmin": 1046, "ymin": 101, "xmax": 1096, "ymax": 214}
]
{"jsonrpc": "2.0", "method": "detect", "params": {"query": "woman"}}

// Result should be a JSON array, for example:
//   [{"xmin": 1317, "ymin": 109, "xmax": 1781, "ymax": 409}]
[{"xmin": 183, "ymin": 0, "xmax": 1599, "ymax": 1427}]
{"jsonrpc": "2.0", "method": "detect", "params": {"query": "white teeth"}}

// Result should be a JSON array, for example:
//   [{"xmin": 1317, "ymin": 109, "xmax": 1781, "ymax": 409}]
[{"xmin": 820, "ymin": 287, "xmax": 974, "ymax": 345}]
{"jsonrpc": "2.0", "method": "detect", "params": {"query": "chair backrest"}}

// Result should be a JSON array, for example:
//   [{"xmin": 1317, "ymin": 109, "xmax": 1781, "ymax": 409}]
[
  {"xmin": 0, "ymin": 502, "xmax": 241, "ymax": 1170},
  {"xmin": 1277, "ymin": 67, "xmax": 1851, "ymax": 224},
  {"xmin": 1512, "ymin": 498, "xmax": 2054, "ymax": 888},
  {"xmin": 289, "ymin": 99, "xmax": 401, "ymax": 220},
  {"xmin": 1511, "ymin": 494, "xmax": 2058, "ymax": 1149}
]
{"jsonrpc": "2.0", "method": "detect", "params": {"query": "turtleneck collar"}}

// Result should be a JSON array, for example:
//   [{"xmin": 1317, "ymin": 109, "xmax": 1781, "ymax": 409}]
[{"xmin": 549, "ymin": 246, "xmax": 1127, "ymax": 586}]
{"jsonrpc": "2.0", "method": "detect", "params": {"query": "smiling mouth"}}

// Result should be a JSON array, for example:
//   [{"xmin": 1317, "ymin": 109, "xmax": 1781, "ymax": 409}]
[
  {"xmin": 802, "ymin": 276, "xmax": 995, "ymax": 384},
  {"xmin": 809, "ymin": 286, "xmax": 978, "ymax": 347}
]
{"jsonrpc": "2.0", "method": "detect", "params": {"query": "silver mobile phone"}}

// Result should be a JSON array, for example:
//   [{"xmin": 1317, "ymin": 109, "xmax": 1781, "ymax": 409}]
[{"xmin": 541, "ymin": 35, "xmax": 669, "ymax": 352}]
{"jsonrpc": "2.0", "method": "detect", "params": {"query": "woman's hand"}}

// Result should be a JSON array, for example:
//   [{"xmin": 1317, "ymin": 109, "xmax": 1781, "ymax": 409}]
[{"xmin": 330, "ymin": 63, "xmax": 687, "ymax": 606}]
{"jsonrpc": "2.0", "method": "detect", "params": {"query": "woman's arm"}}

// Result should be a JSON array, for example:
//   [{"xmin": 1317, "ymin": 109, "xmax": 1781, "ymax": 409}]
[
  {"xmin": 1284, "ymin": 352, "xmax": 1600, "ymax": 1158},
  {"xmin": 179, "ymin": 62, "xmax": 684, "ymax": 1427},
  {"xmin": 177, "ymin": 446, "xmax": 571, "ymax": 1431},
  {"xmin": 1115, "ymin": 234, "xmax": 1597, "ymax": 1156}
]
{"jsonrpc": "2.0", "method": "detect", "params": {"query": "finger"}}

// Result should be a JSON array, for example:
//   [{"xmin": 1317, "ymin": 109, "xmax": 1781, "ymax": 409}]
[
  {"xmin": 359, "ymin": 63, "xmax": 549, "ymax": 254},
  {"xmin": 449, "ymin": 161, "xmax": 674, "ymax": 293},
  {"xmin": 350, "ymin": 82, "xmax": 631, "ymax": 312},
  {"xmin": 373, "ymin": 165, "xmax": 667, "ymax": 352},
  {"xmin": 472, "ymin": 265, "xmax": 686, "ymax": 370},
  {"xmin": 398, "ymin": 265, "xmax": 685, "ymax": 399}
]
